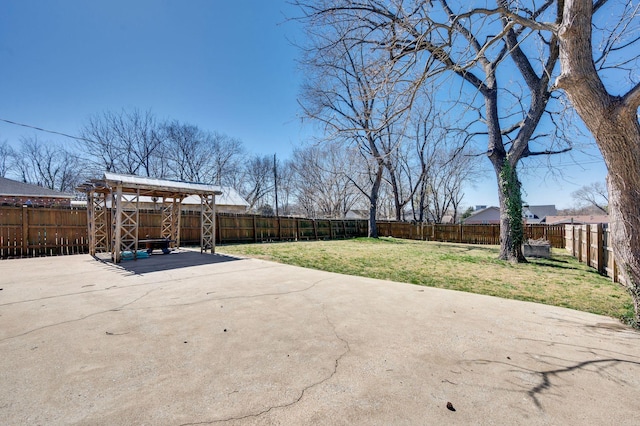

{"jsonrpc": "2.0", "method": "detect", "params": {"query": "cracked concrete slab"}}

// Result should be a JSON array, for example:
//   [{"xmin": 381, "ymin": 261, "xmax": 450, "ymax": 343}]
[{"xmin": 1, "ymin": 252, "xmax": 639, "ymax": 425}]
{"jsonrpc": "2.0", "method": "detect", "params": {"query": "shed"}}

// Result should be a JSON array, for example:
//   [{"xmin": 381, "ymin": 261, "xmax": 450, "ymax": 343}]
[{"xmin": 77, "ymin": 172, "xmax": 223, "ymax": 262}]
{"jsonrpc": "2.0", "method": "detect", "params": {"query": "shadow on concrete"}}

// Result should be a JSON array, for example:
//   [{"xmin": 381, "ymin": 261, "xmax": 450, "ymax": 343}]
[
  {"xmin": 470, "ymin": 353, "xmax": 640, "ymax": 411},
  {"xmin": 95, "ymin": 250, "xmax": 242, "ymax": 274}
]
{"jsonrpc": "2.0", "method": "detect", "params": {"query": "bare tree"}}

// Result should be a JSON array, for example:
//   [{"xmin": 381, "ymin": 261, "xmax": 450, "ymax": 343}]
[
  {"xmin": 478, "ymin": 0, "xmax": 640, "ymax": 324},
  {"xmin": 161, "ymin": 121, "xmax": 246, "ymax": 185},
  {"xmin": 549, "ymin": 0, "xmax": 640, "ymax": 324},
  {"xmin": 389, "ymin": 91, "xmax": 481, "ymax": 223},
  {"xmin": 299, "ymin": 16, "xmax": 419, "ymax": 236},
  {"xmin": 241, "ymin": 155, "xmax": 274, "ymax": 212},
  {"xmin": 291, "ymin": 143, "xmax": 361, "ymax": 218},
  {"xmin": 12, "ymin": 136, "xmax": 85, "ymax": 192},
  {"xmin": 296, "ymin": 0, "xmax": 573, "ymax": 260},
  {"xmin": 427, "ymin": 147, "xmax": 480, "ymax": 223},
  {"xmin": 275, "ymin": 158, "xmax": 297, "ymax": 216},
  {"xmin": 162, "ymin": 121, "xmax": 214, "ymax": 183},
  {"xmin": 0, "ymin": 140, "xmax": 12, "ymax": 177},
  {"xmin": 571, "ymin": 182, "xmax": 608, "ymax": 213},
  {"xmin": 209, "ymin": 132, "xmax": 245, "ymax": 187},
  {"xmin": 79, "ymin": 108, "xmax": 162, "ymax": 176}
]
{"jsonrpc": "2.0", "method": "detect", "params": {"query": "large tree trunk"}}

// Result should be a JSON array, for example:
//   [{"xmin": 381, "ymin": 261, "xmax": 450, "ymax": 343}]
[
  {"xmin": 367, "ymin": 163, "xmax": 384, "ymax": 238},
  {"xmin": 608, "ymin": 174, "xmax": 640, "ymax": 323},
  {"xmin": 557, "ymin": 0, "xmax": 640, "ymax": 325},
  {"xmin": 494, "ymin": 159, "xmax": 526, "ymax": 262}
]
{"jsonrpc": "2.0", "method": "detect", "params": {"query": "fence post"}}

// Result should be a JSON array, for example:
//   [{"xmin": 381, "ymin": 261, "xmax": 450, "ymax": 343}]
[
  {"xmin": 216, "ymin": 211, "xmax": 221, "ymax": 245},
  {"xmin": 459, "ymin": 223, "xmax": 463, "ymax": 243},
  {"xmin": 585, "ymin": 224, "xmax": 591, "ymax": 268},
  {"xmin": 253, "ymin": 215, "xmax": 257, "ymax": 243},
  {"xmin": 596, "ymin": 224, "xmax": 604, "ymax": 274},
  {"xmin": 313, "ymin": 219, "xmax": 318, "ymax": 240},
  {"xmin": 577, "ymin": 226, "xmax": 583, "ymax": 262},
  {"xmin": 22, "ymin": 205, "xmax": 29, "ymax": 257},
  {"xmin": 277, "ymin": 216, "xmax": 282, "ymax": 241}
]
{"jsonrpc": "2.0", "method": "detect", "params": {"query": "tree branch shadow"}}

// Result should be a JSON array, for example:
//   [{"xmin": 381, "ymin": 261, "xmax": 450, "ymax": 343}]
[
  {"xmin": 470, "ymin": 354, "xmax": 640, "ymax": 410},
  {"xmin": 525, "ymin": 358, "xmax": 640, "ymax": 409}
]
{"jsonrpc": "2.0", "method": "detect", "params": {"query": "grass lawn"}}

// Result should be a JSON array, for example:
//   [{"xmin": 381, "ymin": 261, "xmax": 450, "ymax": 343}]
[{"xmin": 219, "ymin": 237, "xmax": 634, "ymax": 323}]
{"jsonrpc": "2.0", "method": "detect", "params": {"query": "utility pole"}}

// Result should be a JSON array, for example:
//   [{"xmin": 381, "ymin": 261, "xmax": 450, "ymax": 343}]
[{"xmin": 273, "ymin": 153, "xmax": 279, "ymax": 217}]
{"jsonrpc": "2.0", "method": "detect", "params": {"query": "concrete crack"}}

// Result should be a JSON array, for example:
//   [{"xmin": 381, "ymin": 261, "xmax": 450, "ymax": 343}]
[
  {"xmin": 0, "ymin": 281, "xmax": 158, "ymax": 307},
  {"xmin": 127, "ymin": 277, "xmax": 333, "ymax": 311},
  {"xmin": 178, "ymin": 302, "xmax": 351, "ymax": 426},
  {"xmin": 0, "ymin": 288, "xmax": 157, "ymax": 342}
]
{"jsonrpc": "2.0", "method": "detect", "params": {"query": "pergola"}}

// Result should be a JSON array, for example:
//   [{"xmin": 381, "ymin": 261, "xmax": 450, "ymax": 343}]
[{"xmin": 77, "ymin": 172, "xmax": 222, "ymax": 263}]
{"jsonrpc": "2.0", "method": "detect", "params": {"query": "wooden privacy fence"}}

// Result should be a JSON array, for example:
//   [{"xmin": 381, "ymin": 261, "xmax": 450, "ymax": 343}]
[
  {"xmin": 1, "ymin": 205, "xmax": 565, "ymax": 258},
  {"xmin": 565, "ymin": 224, "xmax": 626, "ymax": 285},
  {"xmin": 376, "ymin": 222, "xmax": 565, "ymax": 248},
  {"xmin": 215, "ymin": 214, "xmax": 369, "ymax": 243},
  {"xmin": 0, "ymin": 206, "xmax": 88, "ymax": 258}
]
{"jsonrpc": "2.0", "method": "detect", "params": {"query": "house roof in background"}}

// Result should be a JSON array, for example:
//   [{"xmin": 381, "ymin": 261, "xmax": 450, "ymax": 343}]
[
  {"xmin": 0, "ymin": 176, "xmax": 74, "ymax": 198},
  {"xmin": 466, "ymin": 206, "xmax": 500, "ymax": 217},
  {"xmin": 545, "ymin": 215, "xmax": 609, "ymax": 225},
  {"xmin": 523, "ymin": 204, "xmax": 557, "ymax": 219},
  {"xmin": 463, "ymin": 206, "xmax": 500, "ymax": 223}
]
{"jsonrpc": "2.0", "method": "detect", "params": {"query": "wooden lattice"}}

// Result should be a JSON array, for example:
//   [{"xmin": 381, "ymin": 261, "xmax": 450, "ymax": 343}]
[
  {"xmin": 112, "ymin": 187, "xmax": 139, "ymax": 262},
  {"xmin": 89, "ymin": 191, "xmax": 109, "ymax": 254},
  {"xmin": 161, "ymin": 197, "xmax": 181, "ymax": 246},
  {"xmin": 201, "ymin": 194, "xmax": 216, "ymax": 253}
]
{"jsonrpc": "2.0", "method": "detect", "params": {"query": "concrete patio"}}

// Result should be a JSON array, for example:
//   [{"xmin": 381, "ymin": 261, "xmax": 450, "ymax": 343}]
[{"xmin": 1, "ymin": 251, "xmax": 639, "ymax": 425}]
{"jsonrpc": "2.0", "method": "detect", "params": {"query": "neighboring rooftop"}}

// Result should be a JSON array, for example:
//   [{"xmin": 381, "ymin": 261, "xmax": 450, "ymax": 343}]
[
  {"xmin": 523, "ymin": 204, "xmax": 558, "ymax": 224},
  {"xmin": 0, "ymin": 176, "xmax": 73, "ymax": 198},
  {"xmin": 545, "ymin": 215, "xmax": 609, "ymax": 225}
]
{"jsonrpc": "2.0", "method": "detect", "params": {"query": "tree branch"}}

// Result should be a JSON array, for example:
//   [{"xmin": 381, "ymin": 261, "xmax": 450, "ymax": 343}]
[
  {"xmin": 622, "ymin": 82, "xmax": 640, "ymax": 110},
  {"xmin": 521, "ymin": 146, "xmax": 571, "ymax": 158}
]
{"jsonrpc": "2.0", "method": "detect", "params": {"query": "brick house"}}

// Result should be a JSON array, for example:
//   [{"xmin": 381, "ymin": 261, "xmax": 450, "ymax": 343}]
[{"xmin": 0, "ymin": 176, "xmax": 74, "ymax": 207}]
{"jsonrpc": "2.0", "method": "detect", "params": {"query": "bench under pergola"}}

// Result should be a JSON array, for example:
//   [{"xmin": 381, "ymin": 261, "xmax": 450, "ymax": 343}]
[{"xmin": 77, "ymin": 172, "xmax": 222, "ymax": 263}]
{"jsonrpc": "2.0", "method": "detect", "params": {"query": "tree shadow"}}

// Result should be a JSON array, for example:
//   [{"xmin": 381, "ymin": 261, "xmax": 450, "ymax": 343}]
[
  {"xmin": 470, "ymin": 343, "xmax": 640, "ymax": 411},
  {"xmin": 526, "ymin": 261, "xmax": 579, "ymax": 271},
  {"xmin": 524, "ymin": 357, "xmax": 640, "ymax": 409}
]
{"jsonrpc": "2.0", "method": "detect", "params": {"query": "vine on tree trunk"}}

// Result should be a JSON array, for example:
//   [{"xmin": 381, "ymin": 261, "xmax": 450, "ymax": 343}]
[{"xmin": 499, "ymin": 161, "xmax": 524, "ymax": 249}]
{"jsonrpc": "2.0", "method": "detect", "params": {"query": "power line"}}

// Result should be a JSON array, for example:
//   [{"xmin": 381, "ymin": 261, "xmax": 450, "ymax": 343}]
[{"xmin": 0, "ymin": 117, "xmax": 94, "ymax": 143}]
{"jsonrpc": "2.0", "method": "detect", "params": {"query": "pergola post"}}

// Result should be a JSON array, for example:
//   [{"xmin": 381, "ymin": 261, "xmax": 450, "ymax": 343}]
[
  {"xmin": 161, "ymin": 197, "xmax": 182, "ymax": 248},
  {"xmin": 87, "ymin": 192, "xmax": 95, "ymax": 256},
  {"xmin": 201, "ymin": 193, "xmax": 217, "ymax": 254},
  {"xmin": 87, "ymin": 190, "xmax": 109, "ymax": 255},
  {"xmin": 113, "ymin": 185, "xmax": 123, "ymax": 263},
  {"xmin": 112, "ymin": 186, "xmax": 140, "ymax": 263},
  {"xmin": 94, "ymin": 191, "xmax": 109, "ymax": 253}
]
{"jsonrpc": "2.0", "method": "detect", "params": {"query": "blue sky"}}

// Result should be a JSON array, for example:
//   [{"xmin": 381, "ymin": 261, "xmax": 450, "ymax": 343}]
[
  {"xmin": 0, "ymin": 0, "xmax": 607, "ymax": 209},
  {"xmin": 0, "ymin": 0, "xmax": 310, "ymax": 154}
]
